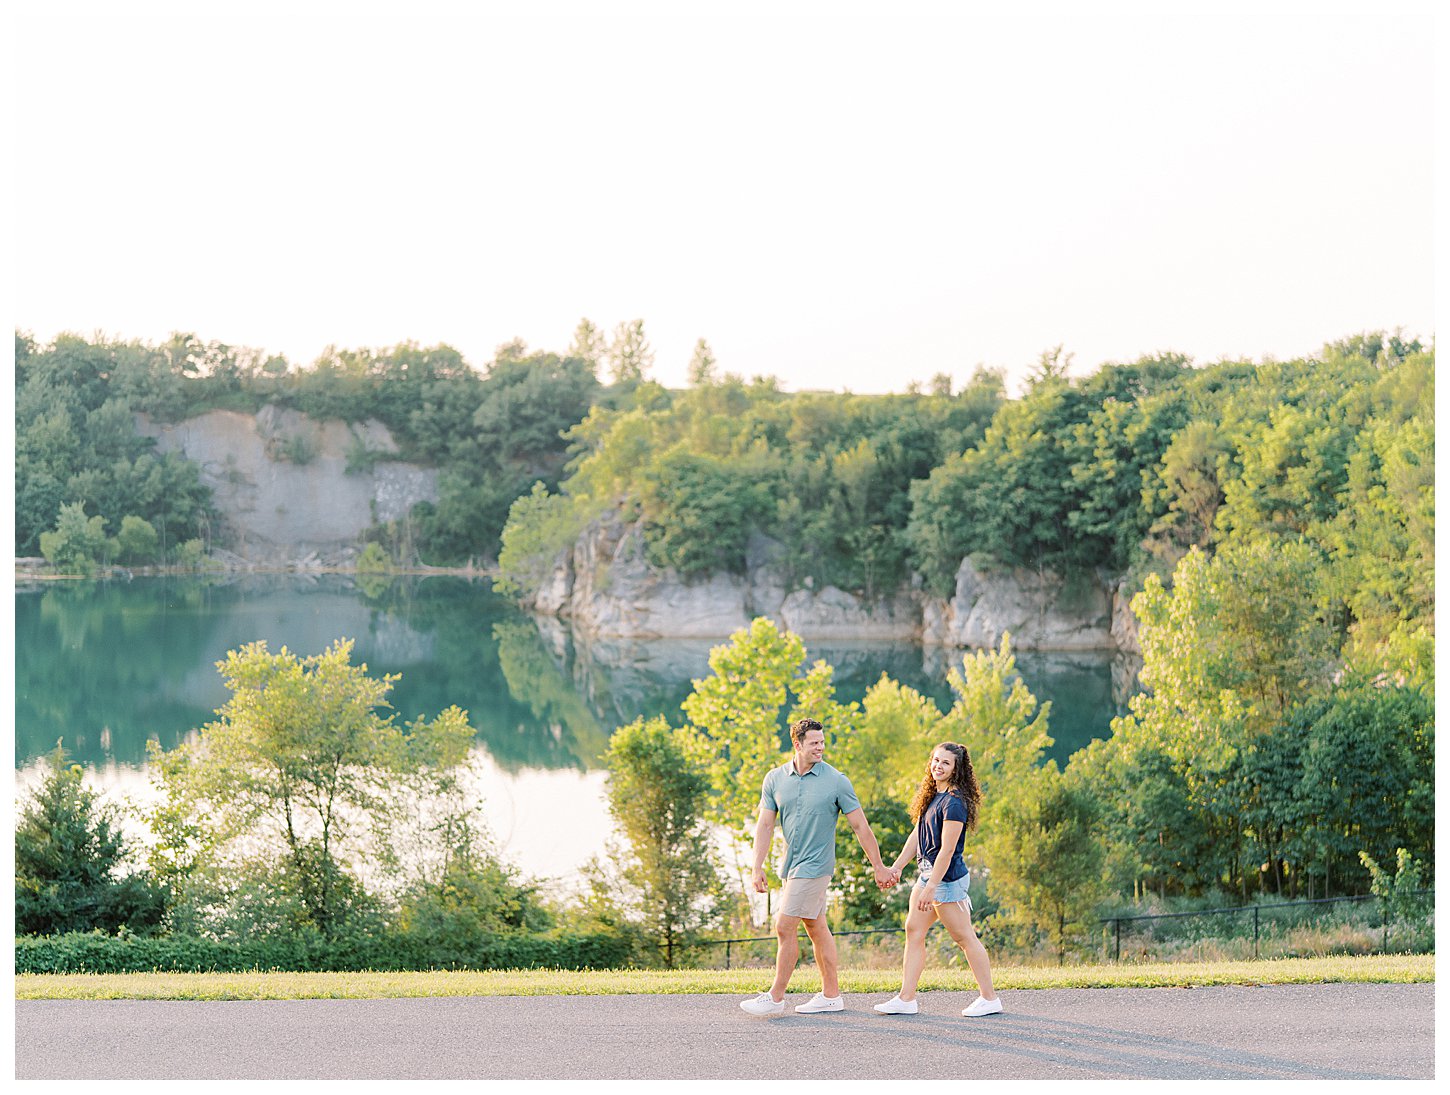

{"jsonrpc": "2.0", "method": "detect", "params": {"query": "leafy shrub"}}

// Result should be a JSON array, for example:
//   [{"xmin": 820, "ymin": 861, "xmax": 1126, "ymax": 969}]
[
  {"xmin": 15, "ymin": 929, "xmax": 635, "ymax": 973},
  {"xmin": 15, "ymin": 746, "xmax": 167, "ymax": 936},
  {"xmin": 38, "ymin": 502, "xmax": 108, "ymax": 574},
  {"xmin": 355, "ymin": 542, "xmax": 391, "ymax": 573}
]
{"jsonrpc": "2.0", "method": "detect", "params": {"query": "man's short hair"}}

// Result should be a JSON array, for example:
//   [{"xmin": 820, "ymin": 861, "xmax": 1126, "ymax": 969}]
[{"xmin": 790, "ymin": 717, "xmax": 823, "ymax": 746}]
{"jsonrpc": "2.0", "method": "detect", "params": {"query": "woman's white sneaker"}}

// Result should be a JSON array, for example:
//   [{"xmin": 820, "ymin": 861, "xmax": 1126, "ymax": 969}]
[
  {"xmin": 962, "ymin": 996, "xmax": 1003, "ymax": 1017},
  {"xmin": 794, "ymin": 992, "xmax": 844, "ymax": 1013},
  {"xmin": 739, "ymin": 991, "xmax": 786, "ymax": 1016},
  {"xmin": 872, "ymin": 995, "xmax": 919, "ymax": 1015}
]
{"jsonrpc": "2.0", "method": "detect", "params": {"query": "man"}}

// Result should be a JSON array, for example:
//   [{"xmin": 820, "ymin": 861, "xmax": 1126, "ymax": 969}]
[{"xmin": 739, "ymin": 717, "xmax": 896, "ymax": 1016}]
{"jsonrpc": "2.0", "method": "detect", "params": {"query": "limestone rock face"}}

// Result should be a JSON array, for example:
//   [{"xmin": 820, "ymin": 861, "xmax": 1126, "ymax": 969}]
[
  {"xmin": 526, "ymin": 517, "xmax": 925, "ymax": 641},
  {"xmin": 778, "ymin": 585, "xmax": 920, "ymax": 641},
  {"xmin": 556, "ymin": 516, "xmax": 751, "ymax": 639},
  {"xmin": 136, "ymin": 406, "xmax": 437, "ymax": 566},
  {"xmin": 524, "ymin": 511, "xmax": 1136, "ymax": 651},
  {"xmin": 929, "ymin": 557, "xmax": 1115, "ymax": 650},
  {"xmin": 1110, "ymin": 576, "xmax": 1143, "ymax": 655}
]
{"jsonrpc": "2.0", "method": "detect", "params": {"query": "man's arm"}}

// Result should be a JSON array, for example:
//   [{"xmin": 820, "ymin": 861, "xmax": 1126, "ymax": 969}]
[
  {"xmin": 750, "ymin": 805, "xmax": 777, "ymax": 893},
  {"xmin": 843, "ymin": 807, "xmax": 894, "ymax": 887}
]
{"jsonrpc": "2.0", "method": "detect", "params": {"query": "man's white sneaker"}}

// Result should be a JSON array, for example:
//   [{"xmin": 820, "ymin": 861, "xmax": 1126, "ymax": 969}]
[
  {"xmin": 739, "ymin": 991, "xmax": 786, "ymax": 1016},
  {"xmin": 962, "ymin": 996, "xmax": 1003, "ymax": 1017},
  {"xmin": 872, "ymin": 995, "xmax": 919, "ymax": 1015},
  {"xmin": 794, "ymin": 992, "xmax": 844, "ymax": 1014}
]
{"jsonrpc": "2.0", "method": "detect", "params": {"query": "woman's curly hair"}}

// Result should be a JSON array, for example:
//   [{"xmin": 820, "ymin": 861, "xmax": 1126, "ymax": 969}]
[{"xmin": 908, "ymin": 741, "xmax": 982, "ymax": 831}]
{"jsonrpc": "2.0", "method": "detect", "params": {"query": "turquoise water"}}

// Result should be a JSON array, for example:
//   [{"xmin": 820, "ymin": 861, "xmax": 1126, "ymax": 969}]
[{"xmin": 15, "ymin": 574, "xmax": 1133, "ymax": 773}]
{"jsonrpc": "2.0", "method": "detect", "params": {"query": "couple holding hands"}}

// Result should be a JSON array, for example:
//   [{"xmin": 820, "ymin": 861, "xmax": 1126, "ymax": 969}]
[{"xmin": 739, "ymin": 718, "xmax": 1002, "ymax": 1018}]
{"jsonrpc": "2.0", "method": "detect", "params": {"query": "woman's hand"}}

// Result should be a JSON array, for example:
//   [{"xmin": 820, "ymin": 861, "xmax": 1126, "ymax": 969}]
[{"xmin": 916, "ymin": 882, "xmax": 937, "ymax": 911}]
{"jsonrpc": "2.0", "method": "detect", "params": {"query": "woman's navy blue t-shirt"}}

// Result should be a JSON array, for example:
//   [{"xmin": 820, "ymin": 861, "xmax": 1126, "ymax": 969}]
[{"xmin": 916, "ymin": 791, "xmax": 970, "ymax": 882}]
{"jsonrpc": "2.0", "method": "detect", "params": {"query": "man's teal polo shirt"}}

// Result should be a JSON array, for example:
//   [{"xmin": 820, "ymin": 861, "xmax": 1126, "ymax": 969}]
[{"xmin": 759, "ymin": 759, "xmax": 862, "ymax": 879}]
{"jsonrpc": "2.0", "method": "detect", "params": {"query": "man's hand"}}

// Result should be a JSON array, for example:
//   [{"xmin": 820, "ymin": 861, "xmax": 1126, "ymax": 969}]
[
  {"xmin": 873, "ymin": 864, "xmax": 896, "ymax": 890},
  {"xmin": 752, "ymin": 867, "xmax": 768, "ymax": 894}
]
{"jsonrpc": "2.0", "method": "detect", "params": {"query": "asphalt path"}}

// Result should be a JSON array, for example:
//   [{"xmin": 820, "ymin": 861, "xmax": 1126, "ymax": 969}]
[{"xmin": 15, "ymin": 983, "xmax": 1434, "ymax": 1081}]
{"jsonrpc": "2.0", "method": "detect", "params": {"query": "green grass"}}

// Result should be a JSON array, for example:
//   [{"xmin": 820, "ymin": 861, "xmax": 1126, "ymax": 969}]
[{"xmin": 15, "ymin": 953, "xmax": 1432, "ymax": 1001}]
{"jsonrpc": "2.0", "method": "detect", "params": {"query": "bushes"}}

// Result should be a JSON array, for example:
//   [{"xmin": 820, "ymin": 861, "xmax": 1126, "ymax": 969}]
[
  {"xmin": 15, "ymin": 929, "xmax": 635, "ymax": 974},
  {"xmin": 15, "ymin": 746, "xmax": 167, "ymax": 936}
]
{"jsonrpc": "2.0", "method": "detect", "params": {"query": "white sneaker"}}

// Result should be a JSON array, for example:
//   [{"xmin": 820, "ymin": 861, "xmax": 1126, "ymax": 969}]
[
  {"xmin": 962, "ymin": 996, "xmax": 1003, "ymax": 1017},
  {"xmin": 794, "ymin": 992, "xmax": 844, "ymax": 1013},
  {"xmin": 872, "ymin": 995, "xmax": 919, "ymax": 1015},
  {"xmin": 739, "ymin": 991, "xmax": 786, "ymax": 1016}
]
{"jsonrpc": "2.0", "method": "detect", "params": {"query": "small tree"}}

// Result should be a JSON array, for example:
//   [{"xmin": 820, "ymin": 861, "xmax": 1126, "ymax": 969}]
[
  {"xmin": 16, "ymin": 744, "xmax": 166, "ymax": 935},
  {"xmin": 568, "ymin": 318, "xmax": 607, "ymax": 368},
  {"xmin": 989, "ymin": 769, "xmax": 1106, "ymax": 964},
  {"xmin": 681, "ymin": 618, "xmax": 806, "ymax": 844},
  {"xmin": 607, "ymin": 319, "xmax": 654, "ymax": 385},
  {"xmin": 150, "ymin": 639, "xmax": 474, "ymax": 939},
  {"xmin": 39, "ymin": 501, "xmax": 108, "ymax": 573},
  {"xmin": 1359, "ymin": 848, "xmax": 1430, "ymax": 951},
  {"xmin": 114, "ymin": 515, "xmax": 160, "ymax": 564},
  {"xmin": 686, "ymin": 338, "xmax": 718, "ymax": 387},
  {"xmin": 596, "ymin": 716, "xmax": 725, "ymax": 966}
]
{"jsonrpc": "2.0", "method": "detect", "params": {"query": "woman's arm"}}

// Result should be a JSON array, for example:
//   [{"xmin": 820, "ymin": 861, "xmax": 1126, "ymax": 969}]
[{"xmin": 916, "ymin": 819, "xmax": 964, "ymax": 910}]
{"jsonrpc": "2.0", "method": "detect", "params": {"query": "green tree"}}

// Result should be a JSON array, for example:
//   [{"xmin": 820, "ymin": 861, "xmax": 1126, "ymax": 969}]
[
  {"xmin": 149, "ymin": 639, "xmax": 474, "ymax": 938},
  {"xmin": 39, "ymin": 501, "xmax": 109, "ymax": 573},
  {"xmin": 1291, "ymin": 683, "xmax": 1434, "ymax": 898},
  {"xmin": 1358, "ymin": 848, "xmax": 1430, "ymax": 951},
  {"xmin": 593, "ymin": 716, "xmax": 725, "ymax": 966},
  {"xmin": 989, "ymin": 769, "xmax": 1106, "ymax": 963},
  {"xmin": 681, "ymin": 618, "xmax": 807, "ymax": 843},
  {"xmin": 608, "ymin": 319, "xmax": 654, "ymax": 385},
  {"xmin": 113, "ymin": 515, "xmax": 160, "ymax": 564},
  {"xmin": 936, "ymin": 635, "xmax": 1054, "ymax": 804},
  {"xmin": 687, "ymin": 338, "xmax": 718, "ymax": 387},
  {"xmin": 1129, "ymin": 541, "xmax": 1336, "ymax": 765},
  {"xmin": 16, "ymin": 744, "xmax": 166, "ymax": 935},
  {"xmin": 495, "ymin": 483, "xmax": 590, "ymax": 598},
  {"xmin": 568, "ymin": 318, "xmax": 607, "ymax": 368}
]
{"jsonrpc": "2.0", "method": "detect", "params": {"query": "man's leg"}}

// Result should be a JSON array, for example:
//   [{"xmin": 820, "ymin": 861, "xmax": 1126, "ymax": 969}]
[
  {"xmin": 768, "ymin": 913, "xmax": 804, "ymax": 1001},
  {"xmin": 801, "ymin": 913, "xmax": 840, "ymax": 998}
]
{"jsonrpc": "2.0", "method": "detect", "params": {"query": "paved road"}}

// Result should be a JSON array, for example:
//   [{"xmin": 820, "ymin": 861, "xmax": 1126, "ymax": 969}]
[{"xmin": 16, "ymin": 983, "xmax": 1434, "ymax": 1081}]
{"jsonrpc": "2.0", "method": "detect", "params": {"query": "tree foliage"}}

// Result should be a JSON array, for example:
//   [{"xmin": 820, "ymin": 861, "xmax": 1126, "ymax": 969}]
[
  {"xmin": 589, "ymin": 716, "xmax": 725, "ymax": 966},
  {"xmin": 148, "ymin": 639, "xmax": 474, "ymax": 938},
  {"xmin": 16, "ymin": 745, "xmax": 166, "ymax": 936}
]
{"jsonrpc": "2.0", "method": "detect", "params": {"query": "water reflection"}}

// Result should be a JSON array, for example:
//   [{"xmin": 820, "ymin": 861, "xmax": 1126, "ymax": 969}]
[{"xmin": 15, "ymin": 575, "xmax": 1137, "ymax": 774}]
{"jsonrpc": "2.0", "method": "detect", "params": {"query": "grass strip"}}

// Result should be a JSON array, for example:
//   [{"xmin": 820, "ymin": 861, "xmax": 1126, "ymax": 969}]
[{"xmin": 15, "ymin": 953, "xmax": 1432, "ymax": 1001}]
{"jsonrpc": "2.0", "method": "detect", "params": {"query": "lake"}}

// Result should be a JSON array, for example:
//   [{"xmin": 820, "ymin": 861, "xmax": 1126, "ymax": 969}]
[{"xmin": 14, "ymin": 574, "xmax": 1137, "ymax": 880}]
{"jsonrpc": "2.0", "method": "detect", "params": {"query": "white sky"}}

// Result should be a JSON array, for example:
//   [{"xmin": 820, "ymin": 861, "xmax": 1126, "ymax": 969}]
[{"xmin": 10, "ymin": 0, "xmax": 1440, "ymax": 393}]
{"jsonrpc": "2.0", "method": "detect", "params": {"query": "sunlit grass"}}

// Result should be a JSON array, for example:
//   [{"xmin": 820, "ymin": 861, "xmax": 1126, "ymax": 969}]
[{"xmin": 15, "ymin": 952, "xmax": 1432, "ymax": 1001}]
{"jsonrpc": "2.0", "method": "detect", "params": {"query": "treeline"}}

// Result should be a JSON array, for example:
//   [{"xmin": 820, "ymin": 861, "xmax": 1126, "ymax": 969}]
[
  {"xmin": 17, "ymin": 325, "xmax": 1431, "ymax": 639},
  {"xmin": 13, "ymin": 328, "xmax": 607, "ymax": 566},
  {"xmin": 501, "ymin": 333, "xmax": 1432, "ymax": 611},
  {"xmin": 16, "ymin": 607, "xmax": 1433, "ymax": 970},
  {"xmin": 16, "ymin": 641, "xmax": 624, "ymax": 972}
]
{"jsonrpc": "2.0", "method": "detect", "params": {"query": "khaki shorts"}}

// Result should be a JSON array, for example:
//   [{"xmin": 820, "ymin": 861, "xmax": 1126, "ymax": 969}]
[{"xmin": 778, "ymin": 873, "xmax": 831, "ymax": 920}]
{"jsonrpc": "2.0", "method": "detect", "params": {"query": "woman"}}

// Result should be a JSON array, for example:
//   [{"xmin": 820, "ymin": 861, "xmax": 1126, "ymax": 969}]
[{"xmin": 874, "ymin": 741, "xmax": 1002, "ymax": 1017}]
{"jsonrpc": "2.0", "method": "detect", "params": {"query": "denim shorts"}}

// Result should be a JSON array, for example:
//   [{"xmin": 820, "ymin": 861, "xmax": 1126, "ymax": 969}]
[{"xmin": 916, "ymin": 871, "xmax": 971, "ymax": 908}]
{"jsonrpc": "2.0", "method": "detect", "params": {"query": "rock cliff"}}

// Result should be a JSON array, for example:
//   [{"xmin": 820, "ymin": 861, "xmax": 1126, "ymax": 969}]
[
  {"xmin": 525, "ymin": 512, "xmax": 1141, "ymax": 652},
  {"xmin": 136, "ymin": 406, "xmax": 437, "ymax": 566}
]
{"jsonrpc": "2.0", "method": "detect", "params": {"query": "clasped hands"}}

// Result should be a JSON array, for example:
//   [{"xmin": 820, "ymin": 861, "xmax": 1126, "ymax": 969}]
[{"xmin": 873, "ymin": 864, "xmax": 902, "ymax": 890}]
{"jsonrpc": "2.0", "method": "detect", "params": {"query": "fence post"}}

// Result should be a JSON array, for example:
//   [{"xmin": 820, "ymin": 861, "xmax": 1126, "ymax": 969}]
[
  {"xmin": 1253, "ymin": 906, "xmax": 1259, "ymax": 959},
  {"xmin": 725, "ymin": 941, "xmax": 731, "ymax": 970},
  {"xmin": 1114, "ymin": 918, "xmax": 1121, "ymax": 962}
]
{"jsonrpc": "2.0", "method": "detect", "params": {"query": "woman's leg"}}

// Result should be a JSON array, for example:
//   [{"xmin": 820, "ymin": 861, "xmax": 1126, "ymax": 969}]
[
  {"xmin": 898, "ymin": 887, "xmax": 939, "ymax": 1002},
  {"xmin": 932, "ymin": 900, "xmax": 997, "ymax": 1000}
]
